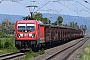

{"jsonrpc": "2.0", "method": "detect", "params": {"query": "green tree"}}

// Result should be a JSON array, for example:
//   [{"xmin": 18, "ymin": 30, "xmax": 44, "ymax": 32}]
[
  {"xmin": 74, "ymin": 22, "xmax": 79, "ymax": 29},
  {"xmin": 64, "ymin": 23, "xmax": 69, "ymax": 27},
  {"xmin": 52, "ymin": 21, "xmax": 57, "ymax": 25},
  {"xmin": 52, "ymin": 16, "xmax": 63, "ymax": 26},
  {"xmin": 2, "ymin": 19, "xmax": 10, "ymax": 34},
  {"xmin": 23, "ymin": 15, "xmax": 32, "ymax": 20},
  {"xmin": 2, "ymin": 19, "xmax": 14, "ymax": 35},
  {"xmin": 0, "ymin": 31, "xmax": 7, "ymax": 38},
  {"xmin": 0, "ymin": 24, "xmax": 2, "ymax": 31},
  {"xmin": 80, "ymin": 25, "xmax": 87, "ymax": 33},
  {"xmin": 70, "ymin": 21, "xmax": 74, "ymax": 28},
  {"xmin": 42, "ymin": 18, "xmax": 51, "ymax": 24},
  {"xmin": 69, "ymin": 21, "xmax": 80, "ymax": 29},
  {"xmin": 57, "ymin": 16, "xmax": 63, "ymax": 26},
  {"xmin": 34, "ymin": 12, "xmax": 51, "ymax": 24},
  {"xmin": 34, "ymin": 12, "xmax": 42, "ymax": 20},
  {"xmin": 84, "ymin": 25, "xmax": 87, "ymax": 30},
  {"xmin": 8, "ymin": 22, "xmax": 15, "ymax": 34},
  {"xmin": 23, "ymin": 12, "xmax": 51, "ymax": 24}
]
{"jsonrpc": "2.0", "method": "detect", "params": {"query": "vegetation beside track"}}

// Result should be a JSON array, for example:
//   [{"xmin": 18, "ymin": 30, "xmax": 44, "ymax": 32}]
[
  {"xmin": 0, "ymin": 36, "xmax": 45, "ymax": 60},
  {"xmin": 80, "ymin": 44, "xmax": 90, "ymax": 60},
  {"xmin": 0, "ymin": 36, "xmax": 19, "ymax": 54},
  {"xmin": 16, "ymin": 48, "xmax": 45, "ymax": 60},
  {"xmin": 0, "ymin": 17, "xmax": 87, "ymax": 60}
]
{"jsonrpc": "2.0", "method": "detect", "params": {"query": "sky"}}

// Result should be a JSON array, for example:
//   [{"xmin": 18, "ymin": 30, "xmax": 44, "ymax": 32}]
[
  {"xmin": 0, "ymin": 0, "xmax": 90, "ymax": 17},
  {"xmin": 0, "ymin": 0, "xmax": 90, "ymax": 29}
]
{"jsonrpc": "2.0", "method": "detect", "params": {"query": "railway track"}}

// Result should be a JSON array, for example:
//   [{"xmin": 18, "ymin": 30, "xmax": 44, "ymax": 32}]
[
  {"xmin": 0, "ymin": 52, "xmax": 25, "ymax": 60},
  {"xmin": 31, "ymin": 37, "xmax": 89, "ymax": 60},
  {"xmin": 46, "ymin": 37, "xmax": 89, "ymax": 60}
]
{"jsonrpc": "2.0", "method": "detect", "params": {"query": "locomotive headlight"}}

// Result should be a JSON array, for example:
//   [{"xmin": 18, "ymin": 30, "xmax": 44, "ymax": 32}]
[
  {"xmin": 29, "ymin": 34, "xmax": 35, "ymax": 38},
  {"xmin": 18, "ymin": 34, "xmax": 21, "ymax": 38},
  {"xmin": 31, "ymin": 34, "xmax": 34, "ymax": 38},
  {"xmin": 18, "ymin": 34, "xmax": 23, "ymax": 38},
  {"xmin": 20, "ymin": 34, "xmax": 23, "ymax": 36},
  {"xmin": 29, "ymin": 34, "xmax": 32, "ymax": 36}
]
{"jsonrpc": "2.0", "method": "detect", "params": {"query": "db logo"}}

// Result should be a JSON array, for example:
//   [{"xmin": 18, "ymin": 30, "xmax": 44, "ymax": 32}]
[{"xmin": 24, "ymin": 34, "xmax": 28, "ymax": 37}]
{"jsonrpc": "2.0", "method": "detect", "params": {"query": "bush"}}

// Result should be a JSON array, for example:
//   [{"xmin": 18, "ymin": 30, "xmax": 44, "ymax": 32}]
[
  {"xmin": 4, "ymin": 41, "xmax": 12, "ymax": 48},
  {"xmin": 29, "ymin": 48, "xmax": 33, "ymax": 53},
  {"xmin": 0, "ymin": 40, "xmax": 3, "ymax": 48},
  {"xmin": 37, "ymin": 49, "xmax": 44, "ymax": 55},
  {"xmin": 0, "ymin": 31, "xmax": 7, "ymax": 38}
]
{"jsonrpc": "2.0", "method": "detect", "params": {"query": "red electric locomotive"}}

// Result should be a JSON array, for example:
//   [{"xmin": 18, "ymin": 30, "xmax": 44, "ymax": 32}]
[
  {"xmin": 14, "ymin": 20, "xmax": 45, "ymax": 50},
  {"xmin": 14, "ymin": 20, "xmax": 84, "ymax": 50}
]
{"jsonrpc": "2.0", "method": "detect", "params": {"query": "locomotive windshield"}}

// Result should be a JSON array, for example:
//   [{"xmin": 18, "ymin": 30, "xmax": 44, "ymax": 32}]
[
  {"xmin": 27, "ymin": 24, "xmax": 35, "ymax": 32},
  {"xmin": 18, "ymin": 23, "xmax": 35, "ymax": 32}
]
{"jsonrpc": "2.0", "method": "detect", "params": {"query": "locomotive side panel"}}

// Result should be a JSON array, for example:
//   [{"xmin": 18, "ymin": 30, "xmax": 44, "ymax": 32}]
[{"xmin": 39, "ymin": 25, "xmax": 45, "ymax": 43}]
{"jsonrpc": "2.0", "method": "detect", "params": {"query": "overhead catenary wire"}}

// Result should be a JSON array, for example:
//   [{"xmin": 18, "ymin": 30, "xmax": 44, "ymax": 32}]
[
  {"xmin": 13, "ymin": 1, "xmax": 27, "ymax": 5},
  {"xmin": 76, "ymin": 1, "xmax": 90, "ymax": 17},
  {"xmin": 75, "ymin": 1, "xmax": 79, "ymax": 16},
  {"xmin": 57, "ymin": 1, "xmax": 75, "ymax": 11},
  {"xmin": 0, "ymin": 0, "xmax": 27, "ymax": 5},
  {"xmin": 76, "ymin": 1, "xmax": 90, "ymax": 11},
  {"xmin": 56, "ymin": 1, "xmax": 82, "ymax": 16},
  {"xmin": 73, "ymin": 1, "xmax": 89, "ymax": 30},
  {"xmin": 83, "ymin": 0, "xmax": 90, "ymax": 4},
  {"xmin": 56, "ymin": 0, "xmax": 89, "ymax": 29},
  {"xmin": 80, "ymin": 12, "xmax": 89, "ymax": 30},
  {"xmin": 35, "ymin": 1, "xmax": 50, "ymax": 12},
  {"xmin": 50, "ymin": 1, "xmax": 57, "ymax": 12},
  {"xmin": 55, "ymin": 0, "xmax": 90, "ymax": 17}
]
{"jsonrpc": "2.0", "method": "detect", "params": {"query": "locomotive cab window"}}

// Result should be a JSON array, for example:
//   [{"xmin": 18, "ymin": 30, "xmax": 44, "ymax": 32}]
[
  {"xmin": 18, "ymin": 23, "xmax": 26, "ymax": 32},
  {"xmin": 18, "ymin": 23, "xmax": 35, "ymax": 32},
  {"xmin": 27, "ymin": 24, "xmax": 35, "ymax": 32}
]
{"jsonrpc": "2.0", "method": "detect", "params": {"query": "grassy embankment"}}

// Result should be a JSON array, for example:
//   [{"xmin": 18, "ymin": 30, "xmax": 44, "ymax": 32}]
[
  {"xmin": 17, "ymin": 49, "xmax": 44, "ymax": 60},
  {"xmin": 80, "ymin": 44, "xmax": 90, "ymax": 60},
  {"xmin": 0, "ymin": 36, "xmax": 45, "ymax": 60},
  {"xmin": 0, "ymin": 36, "xmax": 19, "ymax": 54}
]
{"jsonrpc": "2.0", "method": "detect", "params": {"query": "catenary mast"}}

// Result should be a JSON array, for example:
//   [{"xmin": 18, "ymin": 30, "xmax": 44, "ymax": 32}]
[{"xmin": 26, "ymin": 0, "xmax": 37, "ymax": 19}]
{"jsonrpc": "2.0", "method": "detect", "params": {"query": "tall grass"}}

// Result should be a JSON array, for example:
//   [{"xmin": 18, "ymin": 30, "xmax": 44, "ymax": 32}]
[
  {"xmin": 0, "ymin": 36, "xmax": 19, "ymax": 54},
  {"xmin": 0, "ymin": 37, "xmax": 14, "ymax": 48},
  {"xmin": 80, "ymin": 44, "xmax": 90, "ymax": 60},
  {"xmin": 17, "ymin": 48, "xmax": 45, "ymax": 60},
  {"xmin": 0, "ymin": 36, "xmax": 45, "ymax": 60}
]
